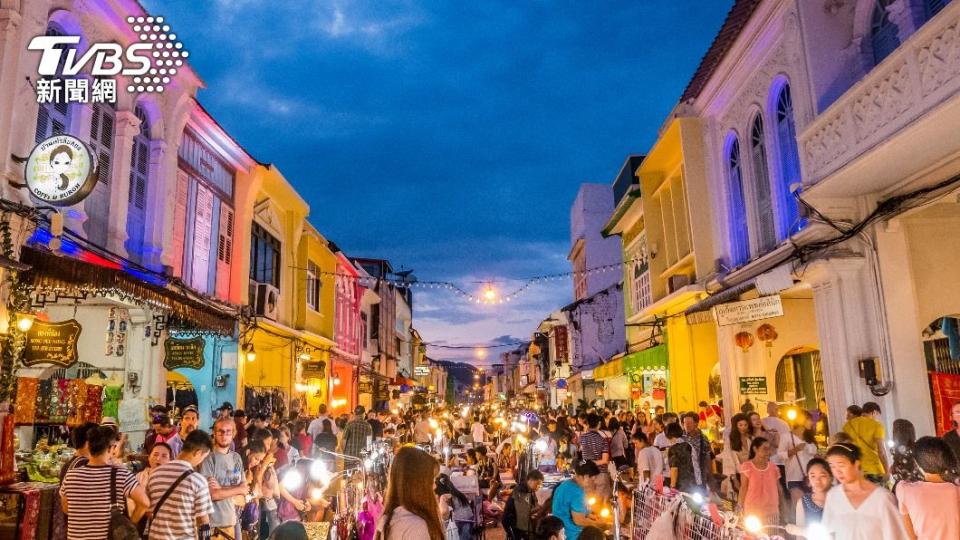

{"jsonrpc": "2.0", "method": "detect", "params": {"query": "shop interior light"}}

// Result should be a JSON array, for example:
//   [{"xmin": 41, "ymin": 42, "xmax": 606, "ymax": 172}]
[
  {"xmin": 587, "ymin": 497, "xmax": 597, "ymax": 507},
  {"xmin": 743, "ymin": 515, "xmax": 762, "ymax": 534},
  {"xmin": 599, "ymin": 508, "xmax": 610, "ymax": 519},
  {"xmin": 299, "ymin": 352, "xmax": 311, "ymax": 360},
  {"xmin": 15, "ymin": 314, "xmax": 34, "ymax": 333},
  {"xmin": 332, "ymin": 375, "xmax": 341, "ymax": 386}
]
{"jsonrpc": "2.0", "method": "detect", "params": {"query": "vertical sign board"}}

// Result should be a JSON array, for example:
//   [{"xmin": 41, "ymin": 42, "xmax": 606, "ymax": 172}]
[{"xmin": 739, "ymin": 377, "xmax": 768, "ymax": 395}]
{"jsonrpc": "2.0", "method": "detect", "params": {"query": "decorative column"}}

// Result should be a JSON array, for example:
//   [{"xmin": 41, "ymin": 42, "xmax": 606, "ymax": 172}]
[
  {"xmin": 141, "ymin": 140, "xmax": 167, "ymax": 271},
  {"xmin": 105, "ymin": 109, "xmax": 139, "ymax": 256}
]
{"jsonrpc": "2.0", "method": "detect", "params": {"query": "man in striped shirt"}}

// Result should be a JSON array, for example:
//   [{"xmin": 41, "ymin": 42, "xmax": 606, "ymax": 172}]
[
  {"xmin": 60, "ymin": 425, "xmax": 150, "ymax": 540},
  {"xmin": 147, "ymin": 429, "xmax": 215, "ymax": 539},
  {"xmin": 578, "ymin": 413, "xmax": 612, "ymax": 501}
]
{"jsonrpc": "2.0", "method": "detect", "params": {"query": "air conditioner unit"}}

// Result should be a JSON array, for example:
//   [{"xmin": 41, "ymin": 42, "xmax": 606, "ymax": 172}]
[
  {"xmin": 255, "ymin": 282, "xmax": 280, "ymax": 320},
  {"xmin": 667, "ymin": 274, "xmax": 691, "ymax": 293},
  {"xmin": 248, "ymin": 279, "xmax": 259, "ymax": 308}
]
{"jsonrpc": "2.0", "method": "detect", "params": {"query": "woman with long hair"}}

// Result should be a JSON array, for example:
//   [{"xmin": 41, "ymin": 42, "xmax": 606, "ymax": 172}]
[
  {"xmin": 436, "ymin": 473, "xmax": 474, "ymax": 540},
  {"xmin": 378, "ymin": 447, "xmax": 444, "ymax": 540},
  {"xmin": 725, "ymin": 413, "xmax": 753, "ymax": 495},
  {"xmin": 890, "ymin": 419, "xmax": 923, "ymax": 487},
  {"xmin": 895, "ymin": 436, "xmax": 960, "ymax": 540},
  {"xmin": 821, "ymin": 442, "xmax": 907, "ymax": 540}
]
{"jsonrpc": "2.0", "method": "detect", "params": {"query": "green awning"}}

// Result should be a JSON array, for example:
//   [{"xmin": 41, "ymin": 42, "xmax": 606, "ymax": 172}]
[{"xmin": 623, "ymin": 344, "xmax": 668, "ymax": 372}]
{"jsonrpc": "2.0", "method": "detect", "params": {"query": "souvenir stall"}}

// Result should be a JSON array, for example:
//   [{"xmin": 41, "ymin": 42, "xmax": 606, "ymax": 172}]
[{"xmin": 0, "ymin": 244, "xmax": 237, "ymax": 538}]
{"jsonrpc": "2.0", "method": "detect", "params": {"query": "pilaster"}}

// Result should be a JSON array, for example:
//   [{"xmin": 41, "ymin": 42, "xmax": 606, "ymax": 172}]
[{"xmin": 106, "ymin": 109, "xmax": 139, "ymax": 256}]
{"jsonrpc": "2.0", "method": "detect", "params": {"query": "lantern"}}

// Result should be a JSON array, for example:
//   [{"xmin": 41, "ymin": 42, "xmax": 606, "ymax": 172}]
[
  {"xmin": 756, "ymin": 323, "xmax": 778, "ymax": 346},
  {"xmin": 735, "ymin": 331, "xmax": 755, "ymax": 353}
]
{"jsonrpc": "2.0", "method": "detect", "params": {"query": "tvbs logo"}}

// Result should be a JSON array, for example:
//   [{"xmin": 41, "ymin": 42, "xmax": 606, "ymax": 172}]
[{"xmin": 28, "ymin": 15, "xmax": 188, "ymax": 104}]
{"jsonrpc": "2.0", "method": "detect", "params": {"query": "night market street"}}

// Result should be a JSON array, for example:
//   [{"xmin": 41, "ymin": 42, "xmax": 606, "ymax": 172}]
[{"xmin": 0, "ymin": 1, "xmax": 959, "ymax": 539}]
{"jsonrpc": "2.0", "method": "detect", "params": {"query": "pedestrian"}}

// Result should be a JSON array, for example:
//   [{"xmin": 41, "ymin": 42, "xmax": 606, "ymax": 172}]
[
  {"xmin": 681, "ymin": 412, "xmax": 715, "ymax": 494},
  {"xmin": 737, "ymin": 437, "xmax": 782, "ymax": 525},
  {"xmin": 377, "ymin": 447, "xmax": 444, "ymax": 540},
  {"xmin": 667, "ymin": 422, "xmax": 697, "ymax": 493},
  {"xmin": 761, "ymin": 403, "xmax": 789, "ymax": 453},
  {"xmin": 342, "ymin": 406, "xmax": 374, "ymax": 460},
  {"xmin": 60, "ymin": 425, "xmax": 150, "ymax": 540},
  {"xmin": 291, "ymin": 421, "xmax": 313, "ymax": 458},
  {"xmin": 631, "ymin": 431, "xmax": 663, "ymax": 485},
  {"xmin": 551, "ymin": 460, "xmax": 606, "ymax": 540},
  {"xmin": 471, "ymin": 416, "xmax": 487, "ymax": 445},
  {"xmin": 795, "ymin": 457, "xmax": 832, "ymax": 527},
  {"xmin": 895, "ymin": 436, "xmax": 960, "ymax": 540},
  {"xmin": 890, "ymin": 419, "xmax": 923, "ymax": 487},
  {"xmin": 368, "ymin": 411, "xmax": 384, "ymax": 440},
  {"xmin": 536, "ymin": 516, "xmax": 565, "ymax": 540},
  {"xmin": 145, "ymin": 430, "xmax": 214, "ymax": 540},
  {"xmin": 942, "ymin": 401, "xmax": 960, "ymax": 462},
  {"xmin": 821, "ymin": 442, "xmax": 907, "ymax": 540},
  {"xmin": 166, "ymin": 405, "xmax": 200, "ymax": 458},
  {"xmin": 60, "ymin": 422, "xmax": 98, "ymax": 480},
  {"xmin": 240, "ymin": 438, "xmax": 269, "ymax": 536},
  {"xmin": 200, "ymin": 417, "xmax": 248, "ymax": 539},
  {"xmin": 277, "ymin": 425, "xmax": 300, "ymax": 466},
  {"xmin": 609, "ymin": 418, "xmax": 628, "ymax": 470},
  {"xmin": 132, "ymin": 442, "xmax": 172, "ymax": 532},
  {"xmin": 277, "ymin": 458, "xmax": 330, "ymax": 523},
  {"xmin": 778, "ymin": 419, "xmax": 816, "ymax": 514},
  {"xmin": 842, "ymin": 402, "xmax": 889, "ymax": 484},
  {"xmin": 314, "ymin": 418, "xmax": 338, "ymax": 466},
  {"xmin": 503, "ymin": 470, "xmax": 545, "ymax": 540},
  {"xmin": 578, "ymin": 413, "xmax": 611, "ymax": 501},
  {"xmin": 435, "ymin": 473, "xmax": 475, "ymax": 540},
  {"xmin": 725, "ymin": 413, "xmax": 754, "ymax": 495}
]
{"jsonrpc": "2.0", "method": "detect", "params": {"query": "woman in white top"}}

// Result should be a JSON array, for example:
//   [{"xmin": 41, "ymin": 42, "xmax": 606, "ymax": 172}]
[
  {"xmin": 821, "ymin": 442, "xmax": 908, "ymax": 540},
  {"xmin": 378, "ymin": 447, "xmax": 444, "ymax": 540},
  {"xmin": 778, "ymin": 420, "xmax": 817, "ymax": 514}
]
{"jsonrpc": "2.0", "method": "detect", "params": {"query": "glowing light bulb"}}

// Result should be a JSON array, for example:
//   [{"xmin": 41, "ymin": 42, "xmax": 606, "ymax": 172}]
[
  {"xmin": 16, "ymin": 315, "xmax": 33, "ymax": 332},
  {"xmin": 429, "ymin": 418, "xmax": 439, "ymax": 429},
  {"xmin": 309, "ymin": 460, "xmax": 329, "ymax": 481},
  {"xmin": 310, "ymin": 487, "xmax": 324, "ymax": 500},
  {"xmin": 786, "ymin": 408, "xmax": 798, "ymax": 421},
  {"xmin": 587, "ymin": 497, "xmax": 597, "ymax": 507},
  {"xmin": 599, "ymin": 508, "xmax": 610, "ymax": 519},
  {"xmin": 691, "ymin": 492, "xmax": 704, "ymax": 505},
  {"xmin": 535, "ymin": 439, "xmax": 547, "ymax": 452},
  {"xmin": 482, "ymin": 287, "xmax": 497, "ymax": 302},
  {"xmin": 887, "ymin": 439, "xmax": 896, "ymax": 449},
  {"xmin": 743, "ymin": 515, "xmax": 762, "ymax": 534},
  {"xmin": 281, "ymin": 470, "xmax": 304, "ymax": 491}
]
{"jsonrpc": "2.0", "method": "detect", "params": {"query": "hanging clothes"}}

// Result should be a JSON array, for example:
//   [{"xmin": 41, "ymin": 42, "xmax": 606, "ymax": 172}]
[
  {"xmin": 14, "ymin": 377, "xmax": 39, "ymax": 425},
  {"xmin": 102, "ymin": 385, "xmax": 122, "ymax": 420},
  {"xmin": 85, "ymin": 385, "xmax": 104, "ymax": 424}
]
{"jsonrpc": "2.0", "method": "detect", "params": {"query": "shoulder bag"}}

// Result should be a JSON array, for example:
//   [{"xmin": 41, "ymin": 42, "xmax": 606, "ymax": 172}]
[{"xmin": 109, "ymin": 467, "xmax": 141, "ymax": 540}]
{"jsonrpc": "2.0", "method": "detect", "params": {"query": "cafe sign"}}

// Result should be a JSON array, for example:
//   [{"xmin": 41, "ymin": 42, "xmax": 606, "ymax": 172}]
[
  {"xmin": 23, "ymin": 319, "xmax": 81, "ymax": 367},
  {"xmin": 163, "ymin": 336, "xmax": 205, "ymax": 370},
  {"xmin": 739, "ymin": 376, "xmax": 768, "ymax": 395},
  {"xmin": 714, "ymin": 295, "xmax": 783, "ymax": 326}
]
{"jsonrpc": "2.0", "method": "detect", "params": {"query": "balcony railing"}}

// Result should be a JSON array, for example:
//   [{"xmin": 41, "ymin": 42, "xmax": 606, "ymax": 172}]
[{"xmin": 799, "ymin": 2, "xmax": 960, "ymax": 184}]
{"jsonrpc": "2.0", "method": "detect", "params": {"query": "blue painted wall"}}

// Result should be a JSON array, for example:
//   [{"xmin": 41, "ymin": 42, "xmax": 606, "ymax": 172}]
[{"xmin": 173, "ymin": 335, "xmax": 238, "ymax": 430}]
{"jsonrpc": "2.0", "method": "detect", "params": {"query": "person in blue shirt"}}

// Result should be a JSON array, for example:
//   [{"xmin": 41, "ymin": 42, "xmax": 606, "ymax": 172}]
[{"xmin": 550, "ymin": 460, "xmax": 608, "ymax": 540}]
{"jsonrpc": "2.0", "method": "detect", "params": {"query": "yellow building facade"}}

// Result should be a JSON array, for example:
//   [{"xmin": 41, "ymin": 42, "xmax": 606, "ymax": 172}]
[
  {"xmin": 237, "ymin": 164, "xmax": 335, "ymax": 415},
  {"xmin": 605, "ymin": 118, "xmax": 720, "ymax": 412}
]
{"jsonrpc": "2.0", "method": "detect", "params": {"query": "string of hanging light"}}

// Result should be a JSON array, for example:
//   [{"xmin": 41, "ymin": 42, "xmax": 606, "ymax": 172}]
[{"xmin": 292, "ymin": 257, "xmax": 643, "ymax": 305}]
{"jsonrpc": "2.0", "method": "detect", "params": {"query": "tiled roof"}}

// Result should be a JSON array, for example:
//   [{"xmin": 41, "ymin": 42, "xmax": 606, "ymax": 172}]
[{"xmin": 680, "ymin": 0, "xmax": 764, "ymax": 103}]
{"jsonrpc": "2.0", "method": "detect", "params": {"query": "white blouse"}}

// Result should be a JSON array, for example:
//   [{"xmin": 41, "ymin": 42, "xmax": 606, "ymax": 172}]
[{"xmin": 820, "ymin": 484, "xmax": 908, "ymax": 540}]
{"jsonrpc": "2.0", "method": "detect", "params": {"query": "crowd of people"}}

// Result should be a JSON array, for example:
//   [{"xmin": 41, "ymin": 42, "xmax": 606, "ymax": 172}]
[{"xmin": 49, "ymin": 396, "xmax": 960, "ymax": 540}]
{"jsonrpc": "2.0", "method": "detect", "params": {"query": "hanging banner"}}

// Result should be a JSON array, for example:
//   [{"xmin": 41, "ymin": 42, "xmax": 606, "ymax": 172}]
[
  {"xmin": 23, "ymin": 319, "xmax": 82, "ymax": 367},
  {"xmin": 714, "ymin": 295, "xmax": 783, "ymax": 326},
  {"xmin": 930, "ymin": 371, "xmax": 960, "ymax": 436},
  {"xmin": 163, "ymin": 336, "xmax": 205, "ymax": 370}
]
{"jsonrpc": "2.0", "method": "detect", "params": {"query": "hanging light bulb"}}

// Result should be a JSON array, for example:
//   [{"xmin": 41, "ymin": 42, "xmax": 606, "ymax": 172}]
[{"xmin": 16, "ymin": 314, "xmax": 35, "ymax": 332}]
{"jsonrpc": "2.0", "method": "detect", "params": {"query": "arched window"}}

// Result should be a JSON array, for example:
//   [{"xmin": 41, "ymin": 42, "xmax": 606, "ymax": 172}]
[
  {"xmin": 126, "ymin": 105, "xmax": 151, "ymax": 263},
  {"xmin": 925, "ymin": 0, "xmax": 951, "ymax": 19},
  {"xmin": 750, "ymin": 115, "xmax": 777, "ymax": 253},
  {"xmin": 871, "ymin": 0, "xmax": 901, "ymax": 64},
  {"xmin": 35, "ymin": 24, "xmax": 73, "ymax": 142},
  {"xmin": 727, "ymin": 136, "xmax": 750, "ymax": 266},
  {"xmin": 774, "ymin": 84, "xmax": 803, "ymax": 236}
]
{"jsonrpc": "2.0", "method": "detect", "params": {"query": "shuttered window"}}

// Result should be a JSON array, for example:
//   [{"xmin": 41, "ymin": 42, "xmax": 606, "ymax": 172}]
[
  {"xmin": 215, "ymin": 201, "xmax": 234, "ymax": 299},
  {"xmin": 126, "ymin": 106, "xmax": 150, "ymax": 264},
  {"xmin": 750, "ymin": 115, "xmax": 776, "ymax": 253},
  {"xmin": 35, "ymin": 24, "xmax": 72, "ymax": 143},
  {"xmin": 83, "ymin": 102, "xmax": 115, "ymax": 246},
  {"xmin": 306, "ymin": 261, "xmax": 320, "ymax": 311},
  {"xmin": 871, "ymin": 0, "xmax": 901, "ymax": 65},
  {"xmin": 727, "ymin": 136, "xmax": 750, "ymax": 266},
  {"xmin": 775, "ymin": 84, "xmax": 803, "ymax": 236}
]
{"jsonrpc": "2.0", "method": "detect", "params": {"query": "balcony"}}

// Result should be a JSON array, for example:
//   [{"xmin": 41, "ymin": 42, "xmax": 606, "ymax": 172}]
[{"xmin": 800, "ymin": 2, "xmax": 960, "ymax": 195}]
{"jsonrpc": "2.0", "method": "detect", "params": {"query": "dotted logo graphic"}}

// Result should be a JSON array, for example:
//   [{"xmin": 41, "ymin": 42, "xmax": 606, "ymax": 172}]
[{"xmin": 125, "ymin": 15, "xmax": 189, "ymax": 94}]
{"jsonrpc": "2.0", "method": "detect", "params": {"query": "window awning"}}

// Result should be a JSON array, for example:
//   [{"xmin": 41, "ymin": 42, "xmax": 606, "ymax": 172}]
[
  {"xmin": 20, "ymin": 246, "xmax": 238, "ymax": 335},
  {"xmin": 593, "ymin": 358, "xmax": 624, "ymax": 380},
  {"xmin": 622, "ymin": 344, "xmax": 668, "ymax": 372}
]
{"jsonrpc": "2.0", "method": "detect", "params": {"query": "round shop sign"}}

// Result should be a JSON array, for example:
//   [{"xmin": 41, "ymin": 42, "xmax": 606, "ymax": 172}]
[{"xmin": 24, "ymin": 135, "xmax": 98, "ymax": 206}]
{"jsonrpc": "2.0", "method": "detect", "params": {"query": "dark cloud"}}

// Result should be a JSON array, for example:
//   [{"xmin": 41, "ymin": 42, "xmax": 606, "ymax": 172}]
[{"xmin": 145, "ymin": 0, "xmax": 733, "ymax": 358}]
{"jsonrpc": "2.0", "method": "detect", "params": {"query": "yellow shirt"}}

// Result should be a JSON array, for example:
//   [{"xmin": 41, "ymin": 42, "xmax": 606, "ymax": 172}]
[{"xmin": 842, "ymin": 416, "xmax": 885, "ymax": 476}]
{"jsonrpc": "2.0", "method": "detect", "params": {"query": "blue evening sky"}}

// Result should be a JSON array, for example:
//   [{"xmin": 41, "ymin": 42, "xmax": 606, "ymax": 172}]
[{"xmin": 144, "ymin": 0, "xmax": 733, "ymax": 363}]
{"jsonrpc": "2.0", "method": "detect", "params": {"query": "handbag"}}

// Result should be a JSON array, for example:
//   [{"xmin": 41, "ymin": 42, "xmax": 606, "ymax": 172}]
[
  {"xmin": 109, "ymin": 467, "xmax": 140, "ymax": 540},
  {"xmin": 444, "ymin": 519, "xmax": 460, "ymax": 540}
]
